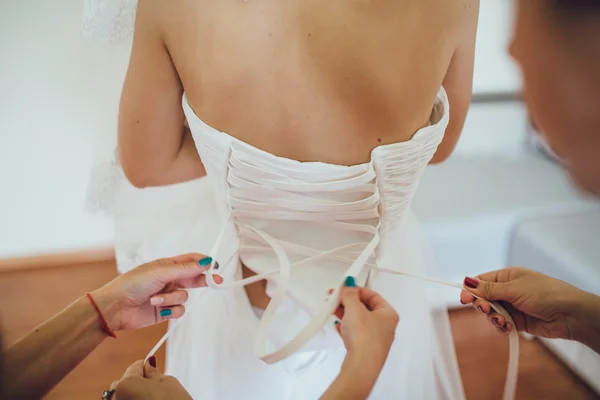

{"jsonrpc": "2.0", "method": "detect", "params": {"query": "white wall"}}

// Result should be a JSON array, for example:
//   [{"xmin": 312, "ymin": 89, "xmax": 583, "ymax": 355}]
[
  {"xmin": 0, "ymin": 0, "xmax": 521, "ymax": 258},
  {"xmin": 473, "ymin": 0, "xmax": 521, "ymax": 94},
  {"xmin": 0, "ymin": 0, "xmax": 130, "ymax": 257}
]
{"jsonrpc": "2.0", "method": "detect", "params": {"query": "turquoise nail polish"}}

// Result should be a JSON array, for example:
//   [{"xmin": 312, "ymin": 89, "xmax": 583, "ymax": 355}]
[
  {"xmin": 199, "ymin": 257, "xmax": 213, "ymax": 267},
  {"xmin": 160, "ymin": 309, "xmax": 172, "ymax": 317},
  {"xmin": 334, "ymin": 320, "xmax": 339, "ymax": 326},
  {"xmin": 344, "ymin": 276, "xmax": 356, "ymax": 288}
]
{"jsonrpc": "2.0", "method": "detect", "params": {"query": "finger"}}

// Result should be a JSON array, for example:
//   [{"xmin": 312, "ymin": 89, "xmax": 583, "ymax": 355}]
[
  {"xmin": 472, "ymin": 298, "xmax": 493, "ymax": 314},
  {"xmin": 155, "ymin": 253, "xmax": 210, "ymax": 266},
  {"xmin": 357, "ymin": 287, "xmax": 393, "ymax": 311},
  {"xmin": 122, "ymin": 360, "xmax": 145, "ymax": 379},
  {"xmin": 463, "ymin": 275, "xmax": 516, "ymax": 302},
  {"xmin": 185, "ymin": 272, "xmax": 223, "ymax": 289},
  {"xmin": 333, "ymin": 304, "xmax": 344, "ymax": 320},
  {"xmin": 157, "ymin": 305, "xmax": 186, "ymax": 322},
  {"xmin": 143, "ymin": 356, "xmax": 163, "ymax": 379},
  {"xmin": 460, "ymin": 290, "xmax": 476, "ymax": 305},
  {"xmin": 150, "ymin": 254, "xmax": 217, "ymax": 284},
  {"xmin": 487, "ymin": 312, "xmax": 506, "ymax": 330},
  {"xmin": 339, "ymin": 286, "xmax": 364, "ymax": 311},
  {"xmin": 150, "ymin": 289, "xmax": 189, "ymax": 307}
]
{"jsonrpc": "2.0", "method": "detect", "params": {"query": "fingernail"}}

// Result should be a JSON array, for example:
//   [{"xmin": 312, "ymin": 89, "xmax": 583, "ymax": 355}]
[
  {"xmin": 492, "ymin": 318, "xmax": 501, "ymax": 327},
  {"xmin": 344, "ymin": 276, "xmax": 356, "ymax": 288},
  {"xmin": 464, "ymin": 277, "xmax": 479, "ymax": 289},
  {"xmin": 148, "ymin": 356, "xmax": 156, "ymax": 368},
  {"xmin": 214, "ymin": 275, "xmax": 224, "ymax": 284},
  {"xmin": 199, "ymin": 257, "xmax": 213, "ymax": 267},
  {"xmin": 160, "ymin": 309, "xmax": 172, "ymax": 317},
  {"xmin": 334, "ymin": 320, "xmax": 339, "ymax": 326},
  {"xmin": 150, "ymin": 296, "xmax": 165, "ymax": 306},
  {"xmin": 477, "ymin": 305, "xmax": 484, "ymax": 313}
]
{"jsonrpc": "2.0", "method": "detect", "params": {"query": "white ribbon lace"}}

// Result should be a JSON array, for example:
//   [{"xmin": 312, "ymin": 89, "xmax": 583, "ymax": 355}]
[{"xmin": 144, "ymin": 144, "xmax": 519, "ymax": 400}]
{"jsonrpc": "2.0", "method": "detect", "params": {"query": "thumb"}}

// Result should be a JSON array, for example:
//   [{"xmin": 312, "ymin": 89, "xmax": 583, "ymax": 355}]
[
  {"xmin": 339, "ymin": 286, "xmax": 365, "ymax": 312},
  {"xmin": 464, "ymin": 277, "xmax": 517, "ymax": 302},
  {"xmin": 144, "ymin": 356, "xmax": 163, "ymax": 380}
]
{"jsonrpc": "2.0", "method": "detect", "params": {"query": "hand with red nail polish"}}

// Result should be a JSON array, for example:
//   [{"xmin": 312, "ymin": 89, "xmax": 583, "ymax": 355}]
[
  {"xmin": 112, "ymin": 359, "xmax": 192, "ymax": 400},
  {"xmin": 460, "ymin": 267, "xmax": 600, "ymax": 353}
]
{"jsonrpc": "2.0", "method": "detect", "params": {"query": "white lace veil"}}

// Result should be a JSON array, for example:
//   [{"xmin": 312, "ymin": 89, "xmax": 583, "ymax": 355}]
[
  {"xmin": 81, "ymin": 0, "xmax": 136, "ymax": 214},
  {"xmin": 82, "ymin": 0, "xmax": 137, "ymax": 44}
]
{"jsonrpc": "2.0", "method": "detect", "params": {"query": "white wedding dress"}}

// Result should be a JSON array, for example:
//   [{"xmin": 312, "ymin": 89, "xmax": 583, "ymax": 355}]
[{"xmin": 117, "ymin": 88, "xmax": 467, "ymax": 399}]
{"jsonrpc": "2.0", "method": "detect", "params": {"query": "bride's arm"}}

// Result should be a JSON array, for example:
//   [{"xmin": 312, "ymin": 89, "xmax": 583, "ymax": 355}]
[
  {"xmin": 430, "ymin": 0, "xmax": 479, "ymax": 164},
  {"xmin": 118, "ymin": 1, "xmax": 205, "ymax": 188}
]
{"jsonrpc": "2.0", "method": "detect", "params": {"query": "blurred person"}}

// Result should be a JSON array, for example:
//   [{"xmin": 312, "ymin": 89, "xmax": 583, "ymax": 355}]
[{"xmin": 460, "ymin": 0, "xmax": 600, "ymax": 381}]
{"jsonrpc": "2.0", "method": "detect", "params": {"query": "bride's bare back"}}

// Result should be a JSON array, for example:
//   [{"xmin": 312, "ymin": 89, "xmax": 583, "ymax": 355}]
[{"xmin": 119, "ymin": 0, "xmax": 479, "ymax": 187}]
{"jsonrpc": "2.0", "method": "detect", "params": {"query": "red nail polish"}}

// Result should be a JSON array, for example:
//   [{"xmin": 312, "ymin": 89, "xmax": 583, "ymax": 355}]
[
  {"xmin": 149, "ymin": 356, "xmax": 157, "ymax": 368},
  {"xmin": 464, "ymin": 277, "xmax": 479, "ymax": 289}
]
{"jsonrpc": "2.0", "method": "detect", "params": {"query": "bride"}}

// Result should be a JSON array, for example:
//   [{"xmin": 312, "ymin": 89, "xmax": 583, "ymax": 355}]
[{"xmin": 86, "ymin": 0, "xmax": 479, "ymax": 398}]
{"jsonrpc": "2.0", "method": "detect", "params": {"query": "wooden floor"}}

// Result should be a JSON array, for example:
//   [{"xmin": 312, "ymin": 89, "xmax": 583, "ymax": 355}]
[{"xmin": 0, "ymin": 260, "xmax": 598, "ymax": 399}]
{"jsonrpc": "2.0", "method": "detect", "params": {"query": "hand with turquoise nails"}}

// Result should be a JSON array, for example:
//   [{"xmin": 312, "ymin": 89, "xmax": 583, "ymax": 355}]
[
  {"xmin": 93, "ymin": 253, "xmax": 223, "ymax": 332},
  {"xmin": 322, "ymin": 277, "xmax": 399, "ymax": 400},
  {"xmin": 335, "ymin": 277, "xmax": 399, "ymax": 361}
]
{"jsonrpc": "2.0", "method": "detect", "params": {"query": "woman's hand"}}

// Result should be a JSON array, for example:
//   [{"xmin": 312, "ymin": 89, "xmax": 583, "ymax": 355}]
[
  {"xmin": 112, "ymin": 358, "xmax": 192, "ymax": 400},
  {"xmin": 335, "ymin": 284, "xmax": 399, "ymax": 364},
  {"xmin": 321, "ymin": 282, "xmax": 399, "ymax": 400},
  {"xmin": 93, "ymin": 253, "xmax": 222, "ymax": 331},
  {"xmin": 460, "ymin": 267, "xmax": 587, "ymax": 340}
]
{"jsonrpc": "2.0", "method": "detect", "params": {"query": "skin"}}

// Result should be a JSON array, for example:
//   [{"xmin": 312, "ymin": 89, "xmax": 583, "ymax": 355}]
[
  {"xmin": 111, "ymin": 360, "xmax": 192, "ymax": 400},
  {"xmin": 118, "ymin": 0, "xmax": 479, "ymax": 318},
  {"xmin": 461, "ymin": 0, "xmax": 600, "ymax": 355}
]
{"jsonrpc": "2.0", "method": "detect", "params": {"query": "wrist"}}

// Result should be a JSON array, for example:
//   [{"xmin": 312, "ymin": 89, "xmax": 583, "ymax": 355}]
[
  {"xmin": 90, "ymin": 285, "xmax": 123, "ymax": 332},
  {"xmin": 568, "ymin": 290, "xmax": 600, "ymax": 345},
  {"xmin": 341, "ymin": 349, "xmax": 385, "ymax": 388}
]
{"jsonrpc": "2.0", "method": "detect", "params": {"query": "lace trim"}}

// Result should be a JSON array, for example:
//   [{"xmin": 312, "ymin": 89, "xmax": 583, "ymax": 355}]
[
  {"xmin": 81, "ymin": 0, "xmax": 137, "ymax": 44},
  {"xmin": 85, "ymin": 148, "xmax": 124, "ymax": 215}
]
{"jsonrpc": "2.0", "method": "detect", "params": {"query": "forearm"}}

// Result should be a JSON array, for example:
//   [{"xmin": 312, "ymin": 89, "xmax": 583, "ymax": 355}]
[
  {"xmin": 572, "ymin": 291, "xmax": 600, "ymax": 354},
  {"xmin": 321, "ymin": 351, "xmax": 384, "ymax": 400},
  {"xmin": 3, "ymin": 291, "xmax": 118, "ymax": 398}
]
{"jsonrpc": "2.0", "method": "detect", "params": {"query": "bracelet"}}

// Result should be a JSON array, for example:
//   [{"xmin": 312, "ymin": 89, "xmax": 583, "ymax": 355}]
[{"xmin": 86, "ymin": 292, "xmax": 117, "ymax": 339}]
